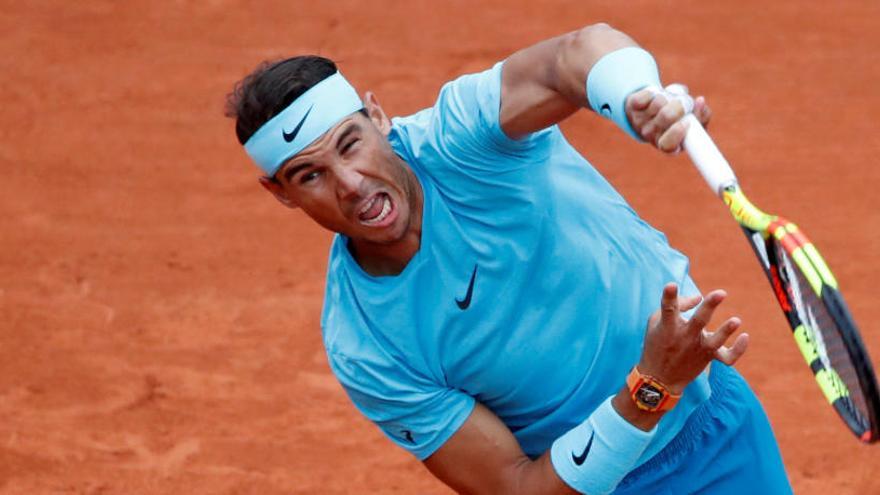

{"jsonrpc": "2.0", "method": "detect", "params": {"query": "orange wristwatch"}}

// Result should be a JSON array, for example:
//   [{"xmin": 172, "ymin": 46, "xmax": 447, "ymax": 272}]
[{"xmin": 626, "ymin": 366, "xmax": 681, "ymax": 412}]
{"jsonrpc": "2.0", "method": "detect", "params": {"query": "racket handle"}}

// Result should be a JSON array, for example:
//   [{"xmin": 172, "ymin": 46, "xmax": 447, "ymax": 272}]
[{"xmin": 681, "ymin": 114, "xmax": 738, "ymax": 196}]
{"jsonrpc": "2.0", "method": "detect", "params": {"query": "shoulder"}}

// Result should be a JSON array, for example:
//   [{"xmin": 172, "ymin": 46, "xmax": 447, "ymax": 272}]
[{"xmin": 391, "ymin": 62, "xmax": 555, "ymax": 164}]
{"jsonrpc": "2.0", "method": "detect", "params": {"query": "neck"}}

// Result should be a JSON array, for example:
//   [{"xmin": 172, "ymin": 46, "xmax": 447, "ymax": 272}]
[{"xmin": 349, "ymin": 160, "xmax": 423, "ymax": 277}]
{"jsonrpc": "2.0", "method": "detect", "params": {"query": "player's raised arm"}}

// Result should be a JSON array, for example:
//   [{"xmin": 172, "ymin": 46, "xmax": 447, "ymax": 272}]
[{"xmin": 499, "ymin": 23, "xmax": 711, "ymax": 152}]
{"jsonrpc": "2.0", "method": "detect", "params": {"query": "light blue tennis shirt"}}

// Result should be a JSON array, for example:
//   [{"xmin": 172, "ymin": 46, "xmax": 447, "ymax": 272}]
[{"xmin": 321, "ymin": 61, "xmax": 711, "ymax": 463}]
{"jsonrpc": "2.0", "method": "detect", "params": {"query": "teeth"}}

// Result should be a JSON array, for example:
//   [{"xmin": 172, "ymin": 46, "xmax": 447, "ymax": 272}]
[
  {"xmin": 359, "ymin": 196, "xmax": 379, "ymax": 216},
  {"xmin": 362, "ymin": 195, "xmax": 391, "ymax": 225}
]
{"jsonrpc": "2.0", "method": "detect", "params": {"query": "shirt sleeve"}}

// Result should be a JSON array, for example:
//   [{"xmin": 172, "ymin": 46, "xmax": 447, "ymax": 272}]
[
  {"xmin": 327, "ymin": 350, "xmax": 476, "ymax": 461},
  {"xmin": 428, "ymin": 60, "xmax": 554, "ymax": 170},
  {"xmin": 389, "ymin": 61, "xmax": 562, "ymax": 223}
]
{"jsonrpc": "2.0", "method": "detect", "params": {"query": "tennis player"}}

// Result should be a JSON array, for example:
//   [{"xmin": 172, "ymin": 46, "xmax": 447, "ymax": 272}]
[{"xmin": 227, "ymin": 23, "xmax": 793, "ymax": 494}]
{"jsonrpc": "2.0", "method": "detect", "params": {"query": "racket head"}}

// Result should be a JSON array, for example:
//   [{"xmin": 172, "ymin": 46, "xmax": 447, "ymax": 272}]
[{"xmin": 740, "ymin": 220, "xmax": 880, "ymax": 443}]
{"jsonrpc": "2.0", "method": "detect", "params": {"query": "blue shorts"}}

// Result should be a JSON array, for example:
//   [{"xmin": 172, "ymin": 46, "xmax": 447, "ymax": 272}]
[{"xmin": 613, "ymin": 362, "xmax": 793, "ymax": 494}]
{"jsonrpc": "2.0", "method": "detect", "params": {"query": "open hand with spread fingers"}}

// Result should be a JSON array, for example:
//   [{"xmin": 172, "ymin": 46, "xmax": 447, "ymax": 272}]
[{"xmin": 638, "ymin": 283, "xmax": 749, "ymax": 395}]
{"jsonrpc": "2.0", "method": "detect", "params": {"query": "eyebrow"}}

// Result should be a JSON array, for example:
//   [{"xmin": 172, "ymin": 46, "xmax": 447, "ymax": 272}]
[
  {"xmin": 281, "ymin": 122, "xmax": 362, "ymax": 182},
  {"xmin": 335, "ymin": 123, "xmax": 360, "ymax": 148}
]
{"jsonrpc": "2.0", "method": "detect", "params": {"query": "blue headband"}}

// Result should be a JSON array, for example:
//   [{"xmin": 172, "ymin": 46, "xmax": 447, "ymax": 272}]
[{"xmin": 244, "ymin": 72, "xmax": 364, "ymax": 176}]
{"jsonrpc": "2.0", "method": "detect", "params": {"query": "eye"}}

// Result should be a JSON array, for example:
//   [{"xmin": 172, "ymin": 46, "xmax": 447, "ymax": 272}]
[
  {"xmin": 300, "ymin": 170, "xmax": 321, "ymax": 184},
  {"xmin": 341, "ymin": 138, "xmax": 359, "ymax": 155}
]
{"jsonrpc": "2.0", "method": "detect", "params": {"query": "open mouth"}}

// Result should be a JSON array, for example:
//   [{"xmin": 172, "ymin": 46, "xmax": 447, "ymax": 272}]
[{"xmin": 357, "ymin": 192, "xmax": 395, "ymax": 226}]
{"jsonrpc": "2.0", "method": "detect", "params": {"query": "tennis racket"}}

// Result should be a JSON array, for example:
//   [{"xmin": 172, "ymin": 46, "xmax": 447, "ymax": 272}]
[{"xmin": 679, "ymin": 109, "xmax": 880, "ymax": 443}]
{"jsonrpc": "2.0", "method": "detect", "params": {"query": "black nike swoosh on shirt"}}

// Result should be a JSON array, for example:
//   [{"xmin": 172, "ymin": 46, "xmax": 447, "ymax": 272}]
[
  {"xmin": 282, "ymin": 105, "xmax": 314, "ymax": 143},
  {"xmin": 572, "ymin": 431, "xmax": 595, "ymax": 466},
  {"xmin": 455, "ymin": 265, "xmax": 478, "ymax": 310},
  {"xmin": 401, "ymin": 429, "xmax": 415, "ymax": 444}
]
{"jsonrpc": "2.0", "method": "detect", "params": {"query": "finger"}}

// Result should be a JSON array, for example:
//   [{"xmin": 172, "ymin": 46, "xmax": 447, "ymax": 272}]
[
  {"xmin": 653, "ymin": 100, "xmax": 688, "ymax": 134},
  {"xmin": 628, "ymin": 109, "xmax": 651, "ymax": 134},
  {"xmin": 677, "ymin": 294, "xmax": 703, "ymax": 313},
  {"xmin": 626, "ymin": 90, "xmax": 660, "ymax": 132},
  {"xmin": 637, "ymin": 94, "xmax": 669, "ymax": 140},
  {"xmin": 660, "ymin": 283, "xmax": 680, "ymax": 328},
  {"xmin": 656, "ymin": 118, "xmax": 690, "ymax": 153},
  {"xmin": 644, "ymin": 100, "xmax": 687, "ymax": 145},
  {"xmin": 640, "ymin": 93, "xmax": 669, "ymax": 143},
  {"xmin": 646, "ymin": 90, "xmax": 667, "ymax": 111},
  {"xmin": 714, "ymin": 332, "xmax": 749, "ymax": 365},
  {"xmin": 643, "ymin": 92, "xmax": 668, "ymax": 122},
  {"xmin": 694, "ymin": 96, "xmax": 712, "ymax": 128},
  {"xmin": 702, "ymin": 317, "xmax": 741, "ymax": 349},
  {"xmin": 686, "ymin": 289, "xmax": 727, "ymax": 332},
  {"xmin": 626, "ymin": 89, "xmax": 656, "ymax": 112}
]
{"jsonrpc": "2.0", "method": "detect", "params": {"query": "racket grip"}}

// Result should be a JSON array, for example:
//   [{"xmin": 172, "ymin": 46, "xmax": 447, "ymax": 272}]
[{"xmin": 682, "ymin": 114, "xmax": 738, "ymax": 196}]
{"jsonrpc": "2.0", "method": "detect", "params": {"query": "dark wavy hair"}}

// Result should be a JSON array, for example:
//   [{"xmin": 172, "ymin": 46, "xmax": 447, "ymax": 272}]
[{"xmin": 225, "ymin": 55, "xmax": 338, "ymax": 145}]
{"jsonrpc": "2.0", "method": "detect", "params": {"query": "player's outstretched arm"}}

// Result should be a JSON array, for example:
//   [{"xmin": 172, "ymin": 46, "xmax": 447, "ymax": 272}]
[
  {"xmin": 423, "ymin": 284, "xmax": 747, "ymax": 495},
  {"xmin": 499, "ymin": 23, "xmax": 710, "ymax": 152}
]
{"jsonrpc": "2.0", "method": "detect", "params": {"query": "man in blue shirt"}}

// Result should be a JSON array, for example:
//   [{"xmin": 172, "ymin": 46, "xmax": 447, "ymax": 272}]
[{"xmin": 227, "ymin": 23, "xmax": 791, "ymax": 494}]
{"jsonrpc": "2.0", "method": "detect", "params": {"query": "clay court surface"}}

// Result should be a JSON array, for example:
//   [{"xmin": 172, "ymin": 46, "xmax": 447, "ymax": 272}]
[{"xmin": 3, "ymin": 0, "xmax": 880, "ymax": 493}]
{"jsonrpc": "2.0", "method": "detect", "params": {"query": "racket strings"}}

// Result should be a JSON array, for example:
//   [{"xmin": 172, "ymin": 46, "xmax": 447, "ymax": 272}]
[{"xmin": 776, "ymin": 244, "xmax": 872, "ymax": 429}]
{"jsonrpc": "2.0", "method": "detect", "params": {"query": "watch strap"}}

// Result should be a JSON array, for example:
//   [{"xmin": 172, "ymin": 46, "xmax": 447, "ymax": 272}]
[{"xmin": 626, "ymin": 366, "xmax": 681, "ymax": 412}]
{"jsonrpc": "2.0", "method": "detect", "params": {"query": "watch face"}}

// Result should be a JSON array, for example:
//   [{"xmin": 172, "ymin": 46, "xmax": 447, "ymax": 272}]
[{"xmin": 637, "ymin": 383, "xmax": 664, "ymax": 408}]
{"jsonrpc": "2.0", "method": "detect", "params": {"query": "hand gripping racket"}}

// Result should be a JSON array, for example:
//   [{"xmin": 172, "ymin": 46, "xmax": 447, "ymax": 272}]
[{"xmin": 680, "ymin": 109, "xmax": 880, "ymax": 443}]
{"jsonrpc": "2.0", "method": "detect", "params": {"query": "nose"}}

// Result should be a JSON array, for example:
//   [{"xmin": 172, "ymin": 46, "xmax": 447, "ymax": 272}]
[{"xmin": 335, "ymin": 164, "xmax": 364, "ymax": 199}]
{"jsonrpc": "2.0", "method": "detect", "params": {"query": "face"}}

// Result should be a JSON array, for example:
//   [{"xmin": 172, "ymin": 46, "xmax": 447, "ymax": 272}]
[{"xmin": 261, "ymin": 94, "xmax": 421, "ymax": 248}]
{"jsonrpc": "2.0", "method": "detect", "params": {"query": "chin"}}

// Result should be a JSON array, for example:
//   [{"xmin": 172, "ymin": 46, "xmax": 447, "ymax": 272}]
[{"xmin": 364, "ymin": 218, "xmax": 409, "ymax": 245}]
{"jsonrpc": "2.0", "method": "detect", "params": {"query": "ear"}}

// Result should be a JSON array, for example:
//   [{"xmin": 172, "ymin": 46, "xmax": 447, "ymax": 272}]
[
  {"xmin": 363, "ymin": 91, "xmax": 392, "ymax": 136},
  {"xmin": 258, "ymin": 176, "xmax": 298, "ymax": 209}
]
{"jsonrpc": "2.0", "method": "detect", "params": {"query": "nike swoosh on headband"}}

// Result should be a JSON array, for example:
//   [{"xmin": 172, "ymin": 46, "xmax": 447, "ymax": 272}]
[{"xmin": 282, "ymin": 105, "xmax": 314, "ymax": 143}]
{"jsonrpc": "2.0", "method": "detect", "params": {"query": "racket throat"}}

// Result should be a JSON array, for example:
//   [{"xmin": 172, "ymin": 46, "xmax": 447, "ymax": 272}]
[{"xmin": 722, "ymin": 185, "xmax": 776, "ymax": 232}]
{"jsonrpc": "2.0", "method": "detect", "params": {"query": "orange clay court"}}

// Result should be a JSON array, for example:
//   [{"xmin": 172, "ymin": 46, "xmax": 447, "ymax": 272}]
[{"xmin": 2, "ymin": 1, "xmax": 879, "ymax": 493}]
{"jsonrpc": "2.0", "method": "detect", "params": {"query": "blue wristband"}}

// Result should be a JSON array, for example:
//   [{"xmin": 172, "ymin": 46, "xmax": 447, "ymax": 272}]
[
  {"xmin": 550, "ymin": 396, "xmax": 656, "ymax": 494},
  {"xmin": 586, "ymin": 47, "xmax": 662, "ymax": 141}
]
